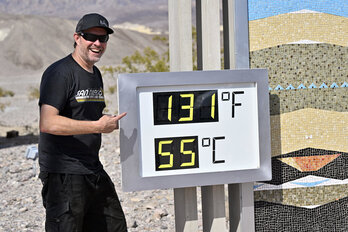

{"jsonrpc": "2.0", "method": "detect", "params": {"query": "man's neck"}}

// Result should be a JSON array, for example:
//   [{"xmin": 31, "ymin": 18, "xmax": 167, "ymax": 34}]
[{"xmin": 71, "ymin": 51, "xmax": 94, "ymax": 73}]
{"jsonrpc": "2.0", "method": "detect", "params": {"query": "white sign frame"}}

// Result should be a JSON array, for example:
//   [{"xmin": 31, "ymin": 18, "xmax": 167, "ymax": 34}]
[{"xmin": 118, "ymin": 69, "xmax": 271, "ymax": 192}]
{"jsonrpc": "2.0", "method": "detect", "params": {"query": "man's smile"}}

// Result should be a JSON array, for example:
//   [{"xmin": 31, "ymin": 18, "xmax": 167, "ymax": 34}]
[{"xmin": 90, "ymin": 47, "xmax": 103, "ymax": 54}]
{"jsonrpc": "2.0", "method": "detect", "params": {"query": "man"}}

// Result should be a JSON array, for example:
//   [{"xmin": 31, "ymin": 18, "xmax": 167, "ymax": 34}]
[{"xmin": 38, "ymin": 13, "xmax": 127, "ymax": 231}]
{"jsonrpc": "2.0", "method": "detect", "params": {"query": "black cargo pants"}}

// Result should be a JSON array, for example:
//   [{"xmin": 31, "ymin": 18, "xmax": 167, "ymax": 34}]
[{"xmin": 39, "ymin": 170, "xmax": 127, "ymax": 232}]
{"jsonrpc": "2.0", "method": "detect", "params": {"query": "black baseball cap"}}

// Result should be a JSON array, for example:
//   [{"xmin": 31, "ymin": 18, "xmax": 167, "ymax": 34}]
[{"xmin": 75, "ymin": 13, "xmax": 114, "ymax": 34}]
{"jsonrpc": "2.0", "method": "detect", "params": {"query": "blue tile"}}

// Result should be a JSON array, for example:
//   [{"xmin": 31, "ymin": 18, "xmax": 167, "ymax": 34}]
[
  {"xmin": 292, "ymin": 179, "xmax": 330, "ymax": 187},
  {"xmin": 330, "ymin": 82, "xmax": 339, "ymax": 88},
  {"xmin": 297, "ymin": 84, "xmax": 306, "ymax": 89},
  {"xmin": 248, "ymin": 0, "xmax": 348, "ymax": 20},
  {"xmin": 319, "ymin": 83, "xmax": 328, "ymax": 88},
  {"xmin": 341, "ymin": 82, "xmax": 348, "ymax": 88},
  {"xmin": 308, "ymin": 83, "xmax": 317, "ymax": 89}
]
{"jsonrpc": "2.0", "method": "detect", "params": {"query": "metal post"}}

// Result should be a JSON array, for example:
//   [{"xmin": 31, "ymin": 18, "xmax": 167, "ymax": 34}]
[
  {"xmin": 228, "ymin": 183, "xmax": 255, "ymax": 232},
  {"xmin": 174, "ymin": 188, "xmax": 198, "ymax": 231},
  {"xmin": 168, "ymin": 0, "xmax": 254, "ymax": 231},
  {"xmin": 222, "ymin": 0, "xmax": 255, "ymax": 231},
  {"xmin": 196, "ymin": 0, "xmax": 227, "ymax": 231},
  {"xmin": 196, "ymin": 0, "xmax": 222, "ymax": 70},
  {"xmin": 169, "ymin": 0, "xmax": 193, "ymax": 72},
  {"xmin": 201, "ymin": 185, "xmax": 227, "ymax": 232},
  {"xmin": 168, "ymin": 1, "xmax": 198, "ymax": 231}
]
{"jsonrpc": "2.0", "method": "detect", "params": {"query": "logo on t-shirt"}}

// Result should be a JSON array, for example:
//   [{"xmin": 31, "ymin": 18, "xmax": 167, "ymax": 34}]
[{"xmin": 75, "ymin": 88, "xmax": 105, "ymax": 103}]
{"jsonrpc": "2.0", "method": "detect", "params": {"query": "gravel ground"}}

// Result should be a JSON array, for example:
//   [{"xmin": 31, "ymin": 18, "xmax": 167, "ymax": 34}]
[
  {"xmin": 0, "ymin": 71, "xmax": 183, "ymax": 231},
  {"xmin": 0, "ymin": 70, "xmax": 209, "ymax": 231},
  {"xmin": 0, "ymin": 132, "xmax": 186, "ymax": 231}
]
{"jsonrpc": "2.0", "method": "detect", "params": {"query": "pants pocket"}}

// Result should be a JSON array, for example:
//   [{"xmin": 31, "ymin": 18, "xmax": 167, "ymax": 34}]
[
  {"xmin": 45, "ymin": 202, "xmax": 73, "ymax": 232},
  {"xmin": 39, "ymin": 171, "xmax": 49, "ymax": 208}
]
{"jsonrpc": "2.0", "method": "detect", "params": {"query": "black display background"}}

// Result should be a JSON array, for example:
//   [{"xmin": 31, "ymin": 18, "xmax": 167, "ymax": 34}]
[
  {"xmin": 153, "ymin": 90, "xmax": 218, "ymax": 125},
  {"xmin": 155, "ymin": 136, "xmax": 199, "ymax": 171}
]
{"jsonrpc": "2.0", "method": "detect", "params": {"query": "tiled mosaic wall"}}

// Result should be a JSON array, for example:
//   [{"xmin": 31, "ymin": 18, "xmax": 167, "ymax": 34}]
[
  {"xmin": 249, "ymin": 14, "xmax": 348, "ymax": 51},
  {"xmin": 248, "ymin": 1, "xmax": 347, "ymax": 231},
  {"xmin": 248, "ymin": 0, "xmax": 348, "ymax": 20}
]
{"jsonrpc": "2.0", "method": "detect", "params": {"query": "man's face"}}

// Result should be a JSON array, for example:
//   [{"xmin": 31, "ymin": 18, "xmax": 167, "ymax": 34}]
[{"xmin": 75, "ymin": 27, "xmax": 108, "ymax": 65}]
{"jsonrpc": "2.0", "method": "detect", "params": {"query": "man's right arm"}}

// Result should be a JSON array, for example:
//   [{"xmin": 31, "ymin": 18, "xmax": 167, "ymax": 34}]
[{"xmin": 39, "ymin": 104, "xmax": 127, "ymax": 136}]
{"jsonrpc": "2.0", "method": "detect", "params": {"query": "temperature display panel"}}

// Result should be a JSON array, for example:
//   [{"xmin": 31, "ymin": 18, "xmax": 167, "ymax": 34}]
[
  {"xmin": 138, "ymin": 83, "xmax": 260, "ymax": 177},
  {"xmin": 155, "ymin": 136, "xmax": 199, "ymax": 171},
  {"xmin": 153, "ymin": 90, "xmax": 218, "ymax": 125}
]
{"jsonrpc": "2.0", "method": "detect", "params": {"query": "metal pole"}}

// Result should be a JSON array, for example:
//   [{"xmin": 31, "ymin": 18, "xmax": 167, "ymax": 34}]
[
  {"xmin": 169, "ymin": 0, "xmax": 193, "ymax": 72},
  {"xmin": 196, "ymin": 0, "xmax": 227, "ymax": 231},
  {"xmin": 174, "ymin": 188, "xmax": 198, "ymax": 231},
  {"xmin": 222, "ymin": 0, "xmax": 255, "ymax": 231},
  {"xmin": 168, "ymin": 1, "xmax": 198, "ymax": 231}
]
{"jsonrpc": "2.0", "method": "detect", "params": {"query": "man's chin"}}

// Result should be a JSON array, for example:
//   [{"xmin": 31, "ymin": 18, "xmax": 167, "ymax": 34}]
[
  {"xmin": 88, "ymin": 51, "xmax": 104, "ymax": 62},
  {"xmin": 89, "ymin": 56, "xmax": 101, "ymax": 64}
]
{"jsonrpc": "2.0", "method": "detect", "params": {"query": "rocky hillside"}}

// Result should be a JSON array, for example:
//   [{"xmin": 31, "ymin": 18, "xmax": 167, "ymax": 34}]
[
  {"xmin": 0, "ymin": 0, "xmax": 169, "ymax": 31},
  {"xmin": 0, "ymin": 13, "xmax": 168, "ymax": 76}
]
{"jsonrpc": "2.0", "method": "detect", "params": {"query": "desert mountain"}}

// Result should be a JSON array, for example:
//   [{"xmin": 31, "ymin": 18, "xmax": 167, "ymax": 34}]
[
  {"xmin": 0, "ymin": 0, "xmax": 169, "ymax": 31},
  {"xmin": 0, "ymin": 13, "xmax": 168, "ymax": 76}
]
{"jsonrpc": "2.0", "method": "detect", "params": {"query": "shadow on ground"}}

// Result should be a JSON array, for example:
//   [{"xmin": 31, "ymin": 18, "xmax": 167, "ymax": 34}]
[{"xmin": 0, "ymin": 134, "xmax": 39, "ymax": 149}]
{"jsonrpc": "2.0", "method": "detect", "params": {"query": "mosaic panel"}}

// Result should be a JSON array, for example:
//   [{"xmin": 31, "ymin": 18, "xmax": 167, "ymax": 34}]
[
  {"xmin": 269, "ymin": 109, "xmax": 347, "ymax": 157},
  {"xmin": 254, "ymin": 198, "xmax": 348, "ymax": 232},
  {"xmin": 278, "ymin": 154, "xmax": 341, "ymax": 172},
  {"xmin": 250, "ymin": 44, "xmax": 347, "ymax": 93},
  {"xmin": 254, "ymin": 148, "xmax": 347, "ymax": 230},
  {"xmin": 265, "ymin": 148, "xmax": 347, "ymax": 185},
  {"xmin": 248, "ymin": 0, "xmax": 348, "ymax": 20},
  {"xmin": 254, "ymin": 184, "xmax": 348, "ymax": 207},
  {"xmin": 249, "ymin": 13, "xmax": 348, "ymax": 51},
  {"xmin": 249, "ymin": 5, "xmax": 347, "ymax": 230}
]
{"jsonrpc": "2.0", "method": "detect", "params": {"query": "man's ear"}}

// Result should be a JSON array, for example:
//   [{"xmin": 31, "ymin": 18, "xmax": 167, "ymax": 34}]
[{"xmin": 73, "ymin": 33, "xmax": 80, "ymax": 45}]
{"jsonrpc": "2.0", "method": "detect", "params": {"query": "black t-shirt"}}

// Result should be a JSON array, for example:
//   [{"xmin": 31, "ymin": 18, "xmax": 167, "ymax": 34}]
[{"xmin": 39, "ymin": 54, "xmax": 106, "ymax": 174}]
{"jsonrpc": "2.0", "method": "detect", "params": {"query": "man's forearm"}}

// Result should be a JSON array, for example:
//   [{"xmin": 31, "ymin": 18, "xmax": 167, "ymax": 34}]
[
  {"xmin": 39, "ymin": 104, "xmax": 126, "ymax": 136},
  {"xmin": 40, "ymin": 114, "xmax": 101, "ymax": 136}
]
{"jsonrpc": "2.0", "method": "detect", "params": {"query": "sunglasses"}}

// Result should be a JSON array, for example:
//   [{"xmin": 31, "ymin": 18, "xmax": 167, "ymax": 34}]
[{"xmin": 79, "ymin": 32, "xmax": 109, "ymax": 43}]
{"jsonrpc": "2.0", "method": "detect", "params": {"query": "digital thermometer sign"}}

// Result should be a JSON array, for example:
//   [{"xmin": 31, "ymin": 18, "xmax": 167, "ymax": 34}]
[
  {"xmin": 153, "ymin": 90, "xmax": 218, "ymax": 125},
  {"xmin": 118, "ymin": 70, "xmax": 271, "ymax": 191}
]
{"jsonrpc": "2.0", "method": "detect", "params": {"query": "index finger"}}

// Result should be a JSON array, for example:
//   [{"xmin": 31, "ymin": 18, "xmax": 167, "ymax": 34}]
[{"xmin": 113, "ymin": 112, "xmax": 127, "ymax": 120}]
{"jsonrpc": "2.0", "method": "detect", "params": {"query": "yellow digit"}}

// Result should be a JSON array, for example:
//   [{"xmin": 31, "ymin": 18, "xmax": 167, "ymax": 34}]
[
  {"xmin": 158, "ymin": 140, "xmax": 173, "ymax": 169},
  {"xmin": 180, "ymin": 139, "xmax": 195, "ymax": 167},
  {"xmin": 211, "ymin": 93, "xmax": 216, "ymax": 119},
  {"xmin": 179, "ymin": 93, "xmax": 194, "ymax": 121},
  {"xmin": 168, "ymin": 95, "xmax": 172, "ymax": 121}
]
